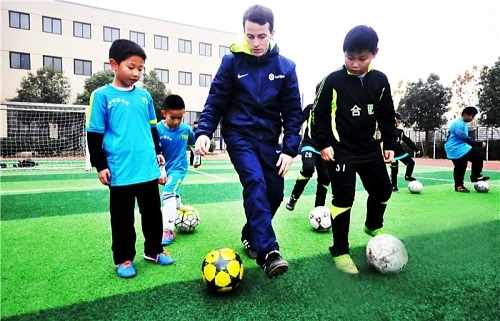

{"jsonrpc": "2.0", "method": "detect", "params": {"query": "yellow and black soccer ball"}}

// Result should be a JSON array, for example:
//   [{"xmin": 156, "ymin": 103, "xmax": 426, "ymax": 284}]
[{"xmin": 201, "ymin": 247, "xmax": 244, "ymax": 293}]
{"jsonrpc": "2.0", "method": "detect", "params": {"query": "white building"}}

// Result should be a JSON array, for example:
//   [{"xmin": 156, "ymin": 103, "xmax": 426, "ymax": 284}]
[{"xmin": 1, "ymin": 0, "xmax": 236, "ymax": 116}]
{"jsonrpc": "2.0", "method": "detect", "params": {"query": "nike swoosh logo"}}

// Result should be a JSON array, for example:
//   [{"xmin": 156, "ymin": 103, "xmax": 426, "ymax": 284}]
[
  {"xmin": 168, "ymin": 220, "xmax": 174, "ymax": 223},
  {"xmin": 238, "ymin": 73, "xmax": 249, "ymax": 78},
  {"xmin": 276, "ymin": 150, "xmax": 281, "ymax": 154}
]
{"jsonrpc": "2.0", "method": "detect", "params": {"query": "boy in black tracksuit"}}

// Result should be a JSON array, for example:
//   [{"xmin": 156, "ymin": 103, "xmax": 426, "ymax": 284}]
[
  {"xmin": 286, "ymin": 99, "xmax": 330, "ymax": 211},
  {"xmin": 311, "ymin": 25, "xmax": 397, "ymax": 275},
  {"xmin": 390, "ymin": 113, "xmax": 420, "ymax": 192}
]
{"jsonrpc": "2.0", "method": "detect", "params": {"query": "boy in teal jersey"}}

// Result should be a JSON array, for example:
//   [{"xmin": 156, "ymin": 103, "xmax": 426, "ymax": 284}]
[
  {"xmin": 444, "ymin": 106, "xmax": 489, "ymax": 192},
  {"xmin": 157, "ymin": 95, "xmax": 196, "ymax": 245},
  {"xmin": 86, "ymin": 39, "xmax": 173, "ymax": 278}
]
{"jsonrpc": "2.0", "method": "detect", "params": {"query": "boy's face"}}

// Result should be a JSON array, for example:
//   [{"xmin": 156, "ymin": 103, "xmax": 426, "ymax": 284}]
[
  {"xmin": 344, "ymin": 49, "xmax": 378, "ymax": 77},
  {"xmin": 244, "ymin": 20, "xmax": 274, "ymax": 57},
  {"xmin": 161, "ymin": 109, "xmax": 185, "ymax": 129},
  {"xmin": 396, "ymin": 119, "xmax": 402, "ymax": 126},
  {"xmin": 462, "ymin": 114, "xmax": 475, "ymax": 122},
  {"xmin": 110, "ymin": 55, "xmax": 144, "ymax": 88}
]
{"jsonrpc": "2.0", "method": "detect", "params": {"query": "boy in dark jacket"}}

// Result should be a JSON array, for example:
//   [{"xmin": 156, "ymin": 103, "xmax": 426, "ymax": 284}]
[
  {"xmin": 311, "ymin": 25, "xmax": 397, "ymax": 275},
  {"xmin": 390, "ymin": 113, "xmax": 421, "ymax": 192}
]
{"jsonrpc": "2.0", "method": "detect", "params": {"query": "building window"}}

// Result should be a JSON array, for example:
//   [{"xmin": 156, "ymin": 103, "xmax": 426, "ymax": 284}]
[
  {"xmin": 199, "ymin": 43, "xmax": 212, "ymax": 57},
  {"xmin": 103, "ymin": 26, "xmax": 120, "ymax": 42},
  {"xmin": 74, "ymin": 59, "xmax": 92, "ymax": 75},
  {"xmin": 219, "ymin": 45, "xmax": 231, "ymax": 58},
  {"xmin": 130, "ymin": 31, "xmax": 145, "ymax": 47},
  {"xmin": 199, "ymin": 74, "xmax": 212, "ymax": 87},
  {"xmin": 42, "ymin": 16, "xmax": 62, "ymax": 34},
  {"xmin": 74, "ymin": 21, "xmax": 91, "ymax": 39},
  {"xmin": 154, "ymin": 68, "xmax": 169, "ymax": 83},
  {"xmin": 104, "ymin": 62, "xmax": 111, "ymax": 71},
  {"xmin": 9, "ymin": 11, "xmax": 30, "ymax": 30},
  {"xmin": 154, "ymin": 35, "xmax": 168, "ymax": 50},
  {"xmin": 10, "ymin": 52, "xmax": 30, "ymax": 70},
  {"xmin": 179, "ymin": 71, "xmax": 192, "ymax": 85},
  {"xmin": 43, "ymin": 56, "xmax": 63, "ymax": 72},
  {"xmin": 179, "ymin": 39, "xmax": 192, "ymax": 54}
]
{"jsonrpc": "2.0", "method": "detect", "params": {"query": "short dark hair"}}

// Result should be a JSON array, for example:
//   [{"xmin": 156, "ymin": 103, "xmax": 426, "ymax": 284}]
[
  {"xmin": 109, "ymin": 39, "xmax": 147, "ymax": 64},
  {"xmin": 462, "ymin": 106, "xmax": 478, "ymax": 116},
  {"xmin": 395, "ymin": 113, "xmax": 402, "ymax": 120},
  {"xmin": 162, "ymin": 94, "xmax": 185, "ymax": 111},
  {"xmin": 343, "ymin": 25, "xmax": 379, "ymax": 54},
  {"xmin": 243, "ymin": 5, "xmax": 274, "ymax": 31}
]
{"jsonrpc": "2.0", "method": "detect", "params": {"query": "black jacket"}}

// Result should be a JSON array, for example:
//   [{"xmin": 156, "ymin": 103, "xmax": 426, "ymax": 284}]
[
  {"xmin": 394, "ymin": 127, "xmax": 419, "ymax": 157},
  {"xmin": 311, "ymin": 66, "xmax": 396, "ymax": 155}
]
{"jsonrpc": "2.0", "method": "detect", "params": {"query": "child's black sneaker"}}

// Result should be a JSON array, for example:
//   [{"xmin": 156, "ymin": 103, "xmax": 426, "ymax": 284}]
[
  {"xmin": 286, "ymin": 195, "xmax": 297, "ymax": 211},
  {"xmin": 455, "ymin": 186, "xmax": 470, "ymax": 193},
  {"xmin": 471, "ymin": 175, "xmax": 490, "ymax": 182},
  {"xmin": 391, "ymin": 186, "xmax": 399, "ymax": 193},
  {"xmin": 404, "ymin": 176, "xmax": 416, "ymax": 181}
]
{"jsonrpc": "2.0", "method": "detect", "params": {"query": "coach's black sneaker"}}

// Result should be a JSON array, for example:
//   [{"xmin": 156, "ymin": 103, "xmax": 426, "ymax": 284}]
[
  {"xmin": 286, "ymin": 195, "xmax": 297, "ymax": 211},
  {"xmin": 404, "ymin": 176, "xmax": 416, "ymax": 181},
  {"xmin": 455, "ymin": 186, "xmax": 470, "ymax": 193},
  {"xmin": 471, "ymin": 175, "xmax": 490, "ymax": 182},
  {"xmin": 263, "ymin": 250, "xmax": 288, "ymax": 278},
  {"xmin": 242, "ymin": 239, "xmax": 257, "ymax": 259}
]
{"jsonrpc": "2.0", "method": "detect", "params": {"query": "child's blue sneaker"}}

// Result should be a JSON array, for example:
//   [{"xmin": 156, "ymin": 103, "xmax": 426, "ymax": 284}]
[
  {"xmin": 143, "ymin": 252, "xmax": 174, "ymax": 265},
  {"xmin": 115, "ymin": 260, "xmax": 136, "ymax": 278},
  {"xmin": 161, "ymin": 229, "xmax": 175, "ymax": 246}
]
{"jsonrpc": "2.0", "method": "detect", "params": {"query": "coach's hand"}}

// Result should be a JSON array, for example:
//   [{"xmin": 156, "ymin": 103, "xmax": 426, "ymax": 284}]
[
  {"xmin": 277, "ymin": 154, "xmax": 293, "ymax": 177},
  {"xmin": 195, "ymin": 135, "xmax": 211, "ymax": 156}
]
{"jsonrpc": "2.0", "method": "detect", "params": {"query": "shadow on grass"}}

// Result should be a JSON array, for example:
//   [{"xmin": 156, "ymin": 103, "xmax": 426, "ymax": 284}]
[{"xmin": 3, "ymin": 220, "xmax": 498, "ymax": 321}]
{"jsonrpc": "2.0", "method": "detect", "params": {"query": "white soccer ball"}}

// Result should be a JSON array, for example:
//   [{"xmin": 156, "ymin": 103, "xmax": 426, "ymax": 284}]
[
  {"xmin": 308, "ymin": 206, "xmax": 331, "ymax": 232},
  {"xmin": 366, "ymin": 234, "xmax": 408, "ymax": 274},
  {"xmin": 175, "ymin": 205, "xmax": 200, "ymax": 233},
  {"xmin": 407, "ymin": 180, "xmax": 423, "ymax": 194},
  {"xmin": 474, "ymin": 181, "xmax": 490, "ymax": 193}
]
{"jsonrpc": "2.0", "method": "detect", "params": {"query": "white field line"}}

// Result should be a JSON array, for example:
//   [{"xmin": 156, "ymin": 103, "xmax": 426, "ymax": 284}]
[
  {"xmin": 1, "ymin": 172, "xmax": 232, "ymax": 195},
  {"xmin": 188, "ymin": 169, "xmax": 232, "ymax": 181}
]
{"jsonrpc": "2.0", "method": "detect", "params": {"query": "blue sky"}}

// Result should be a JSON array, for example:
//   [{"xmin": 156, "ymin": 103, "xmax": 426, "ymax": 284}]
[{"xmin": 62, "ymin": 0, "xmax": 500, "ymax": 103}]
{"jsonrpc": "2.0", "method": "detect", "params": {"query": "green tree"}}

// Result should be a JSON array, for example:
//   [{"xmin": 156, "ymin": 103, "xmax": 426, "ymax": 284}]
[
  {"xmin": 398, "ymin": 73, "xmax": 451, "ymax": 155},
  {"xmin": 477, "ymin": 57, "xmax": 500, "ymax": 127},
  {"xmin": 11, "ymin": 67, "xmax": 71, "ymax": 103},
  {"xmin": 74, "ymin": 70, "xmax": 115, "ymax": 105},
  {"xmin": 141, "ymin": 70, "xmax": 171, "ymax": 121}
]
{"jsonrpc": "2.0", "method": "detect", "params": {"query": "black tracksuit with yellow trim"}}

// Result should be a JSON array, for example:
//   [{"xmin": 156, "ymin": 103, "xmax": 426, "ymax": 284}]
[{"xmin": 310, "ymin": 65, "xmax": 397, "ymax": 256}]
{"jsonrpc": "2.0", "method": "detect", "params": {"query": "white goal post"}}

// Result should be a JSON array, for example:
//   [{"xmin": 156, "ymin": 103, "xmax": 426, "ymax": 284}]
[{"xmin": 0, "ymin": 101, "xmax": 91, "ymax": 170}]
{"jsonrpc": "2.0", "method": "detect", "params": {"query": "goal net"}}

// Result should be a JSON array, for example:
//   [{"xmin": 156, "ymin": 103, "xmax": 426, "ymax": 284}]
[{"xmin": 0, "ymin": 102, "xmax": 91, "ymax": 170}]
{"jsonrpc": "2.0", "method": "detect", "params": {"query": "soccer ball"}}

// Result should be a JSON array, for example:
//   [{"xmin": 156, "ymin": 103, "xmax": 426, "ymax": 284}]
[
  {"xmin": 366, "ymin": 234, "xmax": 408, "ymax": 274},
  {"xmin": 201, "ymin": 248, "xmax": 244, "ymax": 293},
  {"xmin": 407, "ymin": 180, "xmax": 423, "ymax": 194},
  {"xmin": 474, "ymin": 181, "xmax": 490, "ymax": 193},
  {"xmin": 175, "ymin": 205, "xmax": 200, "ymax": 233},
  {"xmin": 308, "ymin": 206, "xmax": 332, "ymax": 232}
]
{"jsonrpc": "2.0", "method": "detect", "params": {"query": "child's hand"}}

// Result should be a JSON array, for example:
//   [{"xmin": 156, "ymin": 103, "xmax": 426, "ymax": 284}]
[
  {"xmin": 98, "ymin": 169, "xmax": 111, "ymax": 185},
  {"xmin": 415, "ymin": 151, "xmax": 421, "ymax": 157},
  {"xmin": 157, "ymin": 154, "xmax": 165, "ymax": 166},
  {"xmin": 158, "ymin": 165, "xmax": 167, "ymax": 185},
  {"xmin": 383, "ymin": 150, "xmax": 394, "ymax": 163}
]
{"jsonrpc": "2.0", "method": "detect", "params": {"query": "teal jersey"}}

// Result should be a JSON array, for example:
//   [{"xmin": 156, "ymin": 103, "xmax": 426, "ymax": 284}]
[
  {"xmin": 86, "ymin": 84, "xmax": 160, "ymax": 186},
  {"xmin": 157, "ymin": 122, "xmax": 196, "ymax": 176},
  {"xmin": 444, "ymin": 118, "xmax": 472, "ymax": 159}
]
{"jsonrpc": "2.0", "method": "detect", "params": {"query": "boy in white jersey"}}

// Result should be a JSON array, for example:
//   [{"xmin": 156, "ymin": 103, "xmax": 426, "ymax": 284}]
[
  {"xmin": 86, "ymin": 39, "xmax": 173, "ymax": 278},
  {"xmin": 157, "ymin": 95, "xmax": 196, "ymax": 245}
]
